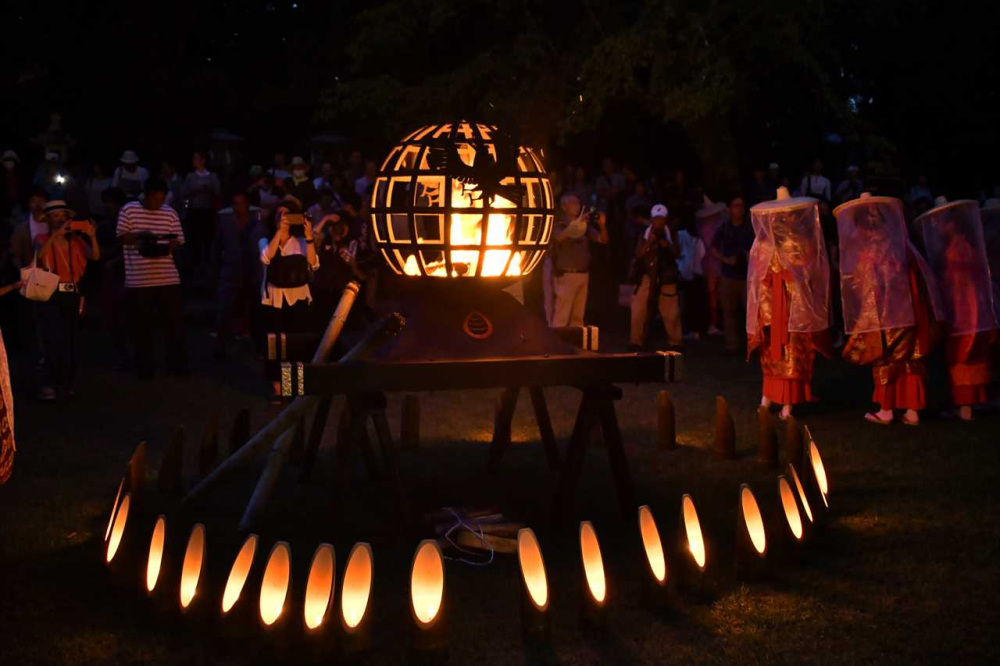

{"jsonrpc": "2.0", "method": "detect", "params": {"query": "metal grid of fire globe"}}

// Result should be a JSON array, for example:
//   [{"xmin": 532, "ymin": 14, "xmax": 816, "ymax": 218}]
[{"xmin": 369, "ymin": 122, "xmax": 556, "ymax": 279}]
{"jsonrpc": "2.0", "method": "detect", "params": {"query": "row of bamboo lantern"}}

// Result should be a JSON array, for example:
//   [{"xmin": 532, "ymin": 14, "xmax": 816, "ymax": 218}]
[
  {"xmin": 101, "ymin": 435, "xmax": 830, "ymax": 654},
  {"xmin": 519, "ymin": 435, "xmax": 830, "ymax": 643}
]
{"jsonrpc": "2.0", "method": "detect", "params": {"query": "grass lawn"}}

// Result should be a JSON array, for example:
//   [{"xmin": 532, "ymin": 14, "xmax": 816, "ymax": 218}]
[{"xmin": 1, "ymin": 317, "xmax": 998, "ymax": 665}]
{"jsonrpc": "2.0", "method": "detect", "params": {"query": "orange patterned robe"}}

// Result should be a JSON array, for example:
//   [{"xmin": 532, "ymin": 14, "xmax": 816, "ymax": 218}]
[
  {"xmin": 749, "ymin": 268, "xmax": 831, "ymax": 405},
  {"xmin": 842, "ymin": 259, "xmax": 941, "ymax": 410}
]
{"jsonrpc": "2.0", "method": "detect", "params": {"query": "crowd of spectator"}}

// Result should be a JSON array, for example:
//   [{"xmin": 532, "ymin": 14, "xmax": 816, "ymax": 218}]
[{"xmin": 1, "ymin": 124, "xmax": 997, "ymax": 407}]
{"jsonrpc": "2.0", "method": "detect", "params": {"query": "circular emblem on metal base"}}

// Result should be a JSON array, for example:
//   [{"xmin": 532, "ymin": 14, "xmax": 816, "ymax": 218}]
[{"xmin": 463, "ymin": 311, "xmax": 493, "ymax": 339}]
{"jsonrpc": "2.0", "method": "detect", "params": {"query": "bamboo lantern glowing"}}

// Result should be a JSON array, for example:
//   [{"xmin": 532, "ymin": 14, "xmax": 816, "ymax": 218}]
[
  {"xmin": 220, "ymin": 534, "xmax": 259, "ymax": 620},
  {"xmin": 179, "ymin": 524, "xmax": 207, "ymax": 612},
  {"xmin": 637, "ymin": 505, "xmax": 674, "ymax": 611},
  {"xmin": 339, "ymin": 543, "xmax": 374, "ymax": 654},
  {"xmin": 516, "ymin": 528, "xmax": 550, "ymax": 644},
  {"xmin": 103, "ymin": 492, "xmax": 145, "ymax": 591},
  {"xmin": 787, "ymin": 463, "xmax": 815, "ymax": 541},
  {"xmin": 303, "ymin": 543, "xmax": 336, "ymax": 635},
  {"xmin": 578, "ymin": 521, "xmax": 608, "ymax": 627},
  {"xmin": 678, "ymin": 494, "xmax": 708, "ymax": 592},
  {"xmin": 805, "ymin": 439, "xmax": 831, "ymax": 527},
  {"xmin": 105, "ymin": 492, "xmax": 132, "ymax": 564},
  {"xmin": 104, "ymin": 477, "xmax": 125, "ymax": 542},
  {"xmin": 409, "ymin": 539, "xmax": 447, "ymax": 654},
  {"xmin": 145, "ymin": 515, "xmax": 167, "ymax": 594},
  {"xmin": 735, "ymin": 485, "xmax": 768, "ymax": 577},
  {"xmin": 259, "ymin": 541, "xmax": 292, "ymax": 629},
  {"xmin": 765, "ymin": 476, "xmax": 805, "ymax": 562}
]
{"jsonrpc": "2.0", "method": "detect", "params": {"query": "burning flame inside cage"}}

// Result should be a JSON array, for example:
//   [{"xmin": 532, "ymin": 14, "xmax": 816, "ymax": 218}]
[
  {"xmin": 222, "ymin": 535, "xmax": 258, "ymax": 614},
  {"xmin": 370, "ymin": 123, "xmax": 554, "ymax": 279},
  {"xmin": 341, "ymin": 543, "xmax": 373, "ymax": 630}
]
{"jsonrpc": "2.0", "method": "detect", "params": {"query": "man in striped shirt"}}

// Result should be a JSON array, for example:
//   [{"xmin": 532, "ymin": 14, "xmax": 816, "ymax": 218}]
[{"xmin": 116, "ymin": 178, "xmax": 188, "ymax": 378}]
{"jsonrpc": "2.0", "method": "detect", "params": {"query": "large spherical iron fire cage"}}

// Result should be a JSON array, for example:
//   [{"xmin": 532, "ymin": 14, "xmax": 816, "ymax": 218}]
[{"xmin": 369, "ymin": 121, "xmax": 555, "ymax": 280}]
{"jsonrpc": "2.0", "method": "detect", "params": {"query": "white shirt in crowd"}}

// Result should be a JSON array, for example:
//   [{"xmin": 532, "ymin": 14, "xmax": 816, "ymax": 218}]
[
  {"xmin": 800, "ymin": 174, "xmax": 831, "ymax": 202},
  {"xmin": 258, "ymin": 236, "xmax": 319, "ymax": 308},
  {"xmin": 28, "ymin": 213, "xmax": 49, "ymax": 241},
  {"xmin": 112, "ymin": 166, "xmax": 149, "ymax": 190},
  {"xmin": 354, "ymin": 175, "xmax": 373, "ymax": 197},
  {"xmin": 115, "ymin": 201, "xmax": 185, "ymax": 289}
]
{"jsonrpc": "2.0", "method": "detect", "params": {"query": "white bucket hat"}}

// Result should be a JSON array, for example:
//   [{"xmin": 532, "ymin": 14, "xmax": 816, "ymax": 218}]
[
  {"xmin": 1, "ymin": 150, "xmax": 18, "ymax": 164},
  {"xmin": 120, "ymin": 150, "xmax": 140, "ymax": 164}
]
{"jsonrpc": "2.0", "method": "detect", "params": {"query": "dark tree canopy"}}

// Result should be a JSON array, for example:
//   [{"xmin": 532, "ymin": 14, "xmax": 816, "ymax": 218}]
[{"xmin": 1, "ymin": 0, "xmax": 997, "ymax": 194}]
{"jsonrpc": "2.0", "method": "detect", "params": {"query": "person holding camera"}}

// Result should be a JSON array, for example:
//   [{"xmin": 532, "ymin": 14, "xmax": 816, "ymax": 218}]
[
  {"xmin": 116, "ymin": 178, "xmax": 187, "ymax": 379},
  {"xmin": 259, "ymin": 198, "xmax": 319, "ymax": 396},
  {"xmin": 33, "ymin": 201, "xmax": 100, "ymax": 400},
  {"xmin": 629, "ymin": 204, "xmax": 683, "ymax": 350},
  {"xmin": 550, "ymin": 192, "xmax": 608, "ymax": 328}
]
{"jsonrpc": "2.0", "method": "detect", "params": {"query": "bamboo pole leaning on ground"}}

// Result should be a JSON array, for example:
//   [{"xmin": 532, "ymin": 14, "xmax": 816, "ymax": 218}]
[
  {"xmin": 238, "ymin": 424, "xmax": 300, "ymax": 531},
  {"xmin": 180, "ymin": 281, "xmax": 361, "ymax": 509}
]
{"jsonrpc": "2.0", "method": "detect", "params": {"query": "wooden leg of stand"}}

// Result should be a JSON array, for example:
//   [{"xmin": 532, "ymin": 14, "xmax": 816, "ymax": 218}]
[
  {"xmin": 400, "ymin": 394, "xmax": 420, "ymax": 451},
  {"xmin": 357, "ymin": 417, "xmax": 381, "ymax": 482},
  {"xmin": 487, "ymin": 386, "xmax": 521, "ymax": 472},
  {"xmin": 300, "ymin": 397, "xmax": 333, "ymax": 481},
  {"xmin": 371, "ymin": 410, "xmax": 411, "ymax": 529},
  {"xmin": 551, "ymin": 393, "xmax": 595, "ymax": 527},
  {"xmin": 529, "ymin": 386, "xmax": 559, "ymax": 471},
  {"xmin": 332, "ymin": 401, "xmax": 365, "ymax": 519},
  {"xmin": 596, "ymin": 397, "xmax": 637, "ymax": 518}
]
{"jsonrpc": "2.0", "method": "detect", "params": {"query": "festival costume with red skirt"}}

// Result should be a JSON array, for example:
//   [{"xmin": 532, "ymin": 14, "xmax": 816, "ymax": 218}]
[
  {"xmin": 842, "ymin": 259, "xmax": 941, "ymax": 411},
  {"xmin": 916, "ymin": 200, "xmax": 999, "ymax": 408},
  {"xmin": 749, "ymin": 269, "xmax": 831, "ymax": 405},
  {"xmin": 946, "ymin": 330, "xmax": 996, "ymax": 405}
]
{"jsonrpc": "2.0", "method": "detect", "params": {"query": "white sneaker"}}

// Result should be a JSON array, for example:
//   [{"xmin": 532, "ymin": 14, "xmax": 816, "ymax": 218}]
[{"xmin": 707, "ymin": 325, "xmax": 723, "ymax": 337}]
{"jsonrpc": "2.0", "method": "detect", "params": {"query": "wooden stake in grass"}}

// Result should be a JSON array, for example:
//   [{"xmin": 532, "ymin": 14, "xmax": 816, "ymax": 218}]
[
  {"xmin": 157, "ymin": 427, "xmax": 185, "ymax": 497},
  {"xmin": 714, "ymin": 396, "xmax": 736, "ymax": 460},
  {"xmin": 198, "ymin": 414, "xmax": 220, "ymax": 479},
  {"xmin": 401, "ymin": 394, "xmax": 421, "ymax": 451},
  {"xmin": 657, "ymin": 390, "xmax": 676, "ymax": 451},
  {"xmin": 784, "ymin": 416, "xmax": 804, "ymax": 472},
  {"xmin": 756, "ymin": 406, "xmax": 778, "ymax": 467}
]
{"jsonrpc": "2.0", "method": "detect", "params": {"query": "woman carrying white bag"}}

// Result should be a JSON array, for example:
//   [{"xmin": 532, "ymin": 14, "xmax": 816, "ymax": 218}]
[{"xmin": 25, "ymin": 201, "xmax": 100, "ymax": 401}]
